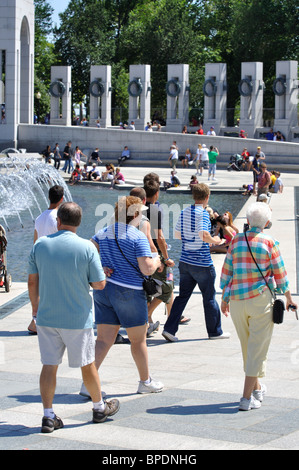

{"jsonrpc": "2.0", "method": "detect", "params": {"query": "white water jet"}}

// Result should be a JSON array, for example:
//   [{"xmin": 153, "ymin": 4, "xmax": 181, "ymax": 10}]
[{"xmin": 0, "ymin": 155, "xmax": 72, "ymax": 230}]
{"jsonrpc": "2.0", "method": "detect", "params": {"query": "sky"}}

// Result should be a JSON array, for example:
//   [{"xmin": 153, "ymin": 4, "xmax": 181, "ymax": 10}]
[{"xmin": 49, "ymin": 0, "xmax": 70, "ymax": 26}]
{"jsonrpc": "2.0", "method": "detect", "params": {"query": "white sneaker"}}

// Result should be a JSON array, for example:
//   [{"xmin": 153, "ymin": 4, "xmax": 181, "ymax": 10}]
[
  {"xmin": 239, "ymin": 396, "xmax": 262, "ymax": 411},
  {"xmin": 253, "ymin": 383, "xmax": 267, "ymax": 402},
  {"xmin": 79, "ymin": 383, "xmax": 106, "ymax": 400},
  {"xmin": 209, "ymin": 332, "xmax": 230, "ymax": 340},
  {"xmin": 162, "ymin": 330, "xmax": 178, "ymax": 342},
  {"xmin": 137, "ymin": 378, "xmax": 164, "ymax": 394}
]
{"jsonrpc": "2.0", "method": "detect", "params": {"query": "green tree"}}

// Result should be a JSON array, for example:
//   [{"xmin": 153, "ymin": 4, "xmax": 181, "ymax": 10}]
[
  {"xmin": 34, "ymin": 0, "xmax": 56, "ymax": 121},
  {"xmin": 104, "ymin": 0, "xmax": 149, "ymax": 61},
  {"xmin": 194, "ymin": 0, "xmax": 299, "ymax": 113},
  {"xmin": 228, "ymin": 0, "xmax": 299, "ymax": 108},
  {"xmin": 54, "ymin": 0, "xmax": 115, "ymax": 106},
  {"xmin": 119, "ymin": 0, "xmax": 218, "ymax": 111}
]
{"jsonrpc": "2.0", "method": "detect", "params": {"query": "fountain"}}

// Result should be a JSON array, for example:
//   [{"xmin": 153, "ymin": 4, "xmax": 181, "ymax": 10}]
[{"xmin": 0, "ymin": 156, "xmax": 72, "ymax": 231}]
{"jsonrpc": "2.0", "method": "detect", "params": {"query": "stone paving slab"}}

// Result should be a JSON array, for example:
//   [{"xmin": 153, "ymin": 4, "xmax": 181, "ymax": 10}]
[{"xmin": 0, "ymin": 168, "xmax": 298, "ymax": 451}]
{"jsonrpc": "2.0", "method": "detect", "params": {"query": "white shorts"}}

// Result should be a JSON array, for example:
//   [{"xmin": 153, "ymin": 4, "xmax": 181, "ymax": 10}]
[{"xmin": 36, "ymin": 326, "xmax": 95, "ymax": 368}]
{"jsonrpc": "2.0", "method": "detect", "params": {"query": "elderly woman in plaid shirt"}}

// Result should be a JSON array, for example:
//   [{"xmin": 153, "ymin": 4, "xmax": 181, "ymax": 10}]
[{"xmin": 220, "ymin": 202, "xmax": 297, "ymax": 411}]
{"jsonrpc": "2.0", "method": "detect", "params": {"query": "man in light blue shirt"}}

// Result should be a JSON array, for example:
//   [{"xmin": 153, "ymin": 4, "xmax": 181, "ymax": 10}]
[{"xmin": 28, "ymin": 202, "xmax": 119, "ymax": 432}]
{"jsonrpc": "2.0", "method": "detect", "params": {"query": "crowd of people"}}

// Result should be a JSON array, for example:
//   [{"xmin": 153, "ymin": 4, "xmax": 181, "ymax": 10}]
[
  {"xmin": 168, "ymin": 140, "xmax": 220, "ymax": 182},
  {"xmin": 225, "ymin": 143, "xmax": 284, "ymax": 200},
  {"xmin": 42, "ymin": 141, "xmax": 129, "ymax": 189},
  {"xmin": 236, "ymin": 146, "xmax": 284, "ymax": 199},
  {"xmin": 41, "ymin": 134, "xmax": 286, "ymax": 202},
  {"xmin": 26, "ymin": 163, "xmax": 296, "ymax": 432}
]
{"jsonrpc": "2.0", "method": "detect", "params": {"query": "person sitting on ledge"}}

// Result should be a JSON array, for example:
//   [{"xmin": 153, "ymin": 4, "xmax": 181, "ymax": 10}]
[
  {"xmin": 163, "ymin": 171, "xmax": 180, "ymax": 190},
  {"xmin": 101, "ymin": 164, "xmax": 115, "ymax": 182},
  {"xmin": 69, "ymin": 164, "xmax": 83, "ymax": 185},
  {"xmin": 110, "ymin": 167, "xmax": 125, "ymax": 189},
  {"xmin": 88, "ymin": 163, "xmax": 101, "ymax": 181},
  {"xmin": 118, "ymin": 146, "xmax": 131, "ymax": 166}
]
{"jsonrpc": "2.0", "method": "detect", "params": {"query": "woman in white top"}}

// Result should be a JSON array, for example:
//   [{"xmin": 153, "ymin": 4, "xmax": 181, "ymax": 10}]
[
  {"xmin": 182, "ymin": 148, "xmax": 192, "ymax": 168},
  {"xmin": 75, "ymin": 146, "xmax": 87, "ymax": 165}
]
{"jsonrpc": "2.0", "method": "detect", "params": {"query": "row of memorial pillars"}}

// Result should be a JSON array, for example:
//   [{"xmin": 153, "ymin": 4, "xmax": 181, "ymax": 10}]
[
  {"xmin": 50, "ymin": 64, "xmax": 190, "ymax": 131},
  {"xmin": 204, "ymin": 60, "xmax": 298, "ymax": 139},
  {"xmin": 50, "ymin": 61, "xmax": 298, "ymax": 137}
]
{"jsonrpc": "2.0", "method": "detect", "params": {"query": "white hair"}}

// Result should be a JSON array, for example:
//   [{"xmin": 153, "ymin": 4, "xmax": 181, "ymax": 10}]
[{"xmin": 246, "ymin": 202, "xmax": 272, "ymax": 229}]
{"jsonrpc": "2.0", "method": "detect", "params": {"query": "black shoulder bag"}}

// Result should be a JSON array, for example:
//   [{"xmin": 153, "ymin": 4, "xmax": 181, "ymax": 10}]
[
  {"xmin": 113, "ymin": 228, "xmax": 162, "ymax": 297},
  {"xmin": 244, "ymin": 230, "xmax": 285, "ymax": 324}
]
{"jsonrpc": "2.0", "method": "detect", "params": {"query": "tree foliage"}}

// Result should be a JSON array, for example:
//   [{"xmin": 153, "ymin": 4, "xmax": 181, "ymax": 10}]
[{"xmin": 34, "ymin": 0, "xmax": 56, "ymax": 120}]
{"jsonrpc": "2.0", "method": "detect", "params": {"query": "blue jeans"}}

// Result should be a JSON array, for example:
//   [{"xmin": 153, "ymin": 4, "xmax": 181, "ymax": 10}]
[
  {"xmin": 164, "ymin": 262, "xmax": 223, "ymax": 337},
  {"xmin": 62, "ymin": 158, "xmax": 73, "ymax": 173},
  {"xmin": 93, "ymin": 282, "xmax": 148, "ymax": 329}
]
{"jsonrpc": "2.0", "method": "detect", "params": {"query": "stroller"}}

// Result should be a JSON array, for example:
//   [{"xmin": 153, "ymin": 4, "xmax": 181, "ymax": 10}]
[
  {"xmin": 0, "ymin": 224, "xmax": 11, "ymax": 292},
  {"xmin": 227, "ymin": 154, "xmax": 245, "ymax": 171}
]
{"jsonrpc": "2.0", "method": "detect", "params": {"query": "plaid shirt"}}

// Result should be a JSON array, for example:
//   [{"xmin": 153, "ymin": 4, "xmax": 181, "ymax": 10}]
[{"xmin": 220, "ymin": 227, "xmax": 289, "ymax": 302}]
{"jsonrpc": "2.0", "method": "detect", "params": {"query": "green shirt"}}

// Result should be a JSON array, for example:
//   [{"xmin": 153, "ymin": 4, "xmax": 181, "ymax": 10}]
[{"xmin": 208, "ymin": 150, "xmax": 218, "ymax": 164}]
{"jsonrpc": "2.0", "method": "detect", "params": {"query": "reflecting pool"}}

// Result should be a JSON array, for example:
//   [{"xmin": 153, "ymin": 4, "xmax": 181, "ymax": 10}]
[{"xmin": 5, "ymin": 184, "xmax": 245, "ymax": 283}]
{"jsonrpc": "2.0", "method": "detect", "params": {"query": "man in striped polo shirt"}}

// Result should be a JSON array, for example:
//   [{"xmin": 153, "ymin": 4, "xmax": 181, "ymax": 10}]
[{"xmin": 162, "ymin": 183, "xmax": 230, "ymax": 342}]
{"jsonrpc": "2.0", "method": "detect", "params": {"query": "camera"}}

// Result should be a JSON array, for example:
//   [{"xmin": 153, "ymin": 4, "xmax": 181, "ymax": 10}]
[{"xmin": 289, "ymin": 304, "xmax": 298, "ymax": 320}]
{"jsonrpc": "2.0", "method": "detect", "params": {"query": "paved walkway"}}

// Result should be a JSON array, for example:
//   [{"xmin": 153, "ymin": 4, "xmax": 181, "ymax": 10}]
[{"xmin": 0, "ymin": 167, "xmax": 299, "ymax": 451}]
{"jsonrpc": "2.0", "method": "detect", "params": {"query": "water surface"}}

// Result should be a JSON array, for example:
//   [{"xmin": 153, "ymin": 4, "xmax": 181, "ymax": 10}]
[{"xmin": 4, "ymin": 185, "xmax": 245, "ymax": 283}]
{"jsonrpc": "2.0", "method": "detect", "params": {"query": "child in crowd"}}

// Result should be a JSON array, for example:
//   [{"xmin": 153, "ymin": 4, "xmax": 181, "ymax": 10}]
[
  {"xmin": 163, "ymin": 171, "xmax": 181, "ymax": 190},
  {"xmin": 188, "ymin": 175, "xmax": 199, "ymax": 189},
  {"xmin": 69, "ymin": 164, "xmax": 82, "ymax": 185},
  {"xmin": 242, "ymin": 184, "xmax": 254, "ymax": 195}
]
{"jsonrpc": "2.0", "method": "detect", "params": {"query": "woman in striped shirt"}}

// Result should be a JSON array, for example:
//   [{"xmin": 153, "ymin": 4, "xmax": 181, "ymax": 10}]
[
  {"xmin": 220, "ymin": 202, "xmax": 297, "ymax": 411},
  {"xmin": 91, "ymin": 196, "xmax": 164, "ymax": 394}
]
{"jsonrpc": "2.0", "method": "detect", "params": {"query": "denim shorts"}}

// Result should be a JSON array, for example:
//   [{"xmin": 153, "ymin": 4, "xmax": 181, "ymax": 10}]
[{"xmin": 93, "ymin": 281, "xmax": 148, "ymax": 328}]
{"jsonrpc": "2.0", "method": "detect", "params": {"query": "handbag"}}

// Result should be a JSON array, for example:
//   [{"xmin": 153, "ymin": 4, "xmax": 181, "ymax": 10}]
[
  {"xmin": 113, "ymin": 227, "xmax": 162, "ymax": 297},
  {"xmin": 244, "ymin": 230, "xmax": 285, "ymax": 324}
]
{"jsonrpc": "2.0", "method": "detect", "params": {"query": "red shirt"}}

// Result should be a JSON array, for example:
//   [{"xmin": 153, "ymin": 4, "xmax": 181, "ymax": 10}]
[{"xmin": 258, "ymin": 171, "xmax": 271, "ymax": 188}]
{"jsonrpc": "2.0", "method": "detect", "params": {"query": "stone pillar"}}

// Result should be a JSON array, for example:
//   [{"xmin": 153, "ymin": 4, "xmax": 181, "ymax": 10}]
[
  {"xmin": 166, "ymin": 64, "xmax": 189, "ymax": 132},
  {"xmin": 89, "ymin": 65, "xmax": 112, "ymax": 128},
  {"xmin": 128, "ymin": 65, "xmax": 151, "ymax": 130},
  {"xmin": 50, "ymin": 66, "xmax": 72, "ymax": 126},
  {"xmin": 274, "ymin": 60, "xmax": 298, "ymax": 140},
  {"xmin": 0, "ymin": 0, "xmax": 35, "ymax": 147},
  {"xmin": 203, "ymin": 63, "xmax": 227, "ymax": 134},
  {"xmin": 239, "ymin": 62, "xmax": 264, "ymax": 138}
]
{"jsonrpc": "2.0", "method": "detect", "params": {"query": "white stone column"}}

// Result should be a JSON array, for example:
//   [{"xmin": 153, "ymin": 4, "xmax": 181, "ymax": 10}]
[
  {"xmin": 0, "ymin": 0, "xmax": 35, "ymax": 147},
  {"xmin": 50, "ymin": 66, "xmax": 72, "ymax": 126},
  {"xmin": 239, "ymin": 62, "xmax": 264, "ymax": 138},
  {"xmin": 274, "ymin": 60, "xmax": 298, "ymax": 140},
  {"xmin": 203, "ymin": 63, "xmax": 227, "ymax": 134},
  {"xmin": 89, "ymin": 65, "xmax": 112, "ymax": 128},
  {"xmin": 165, "ymin": 64, "xmax": 189, "ymax": 132},
  {"xmin": 128, "ymin": 65, "xmax": 151, "ymax": 130}
]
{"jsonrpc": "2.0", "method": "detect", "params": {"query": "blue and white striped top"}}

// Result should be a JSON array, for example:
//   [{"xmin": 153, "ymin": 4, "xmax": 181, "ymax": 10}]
[
  {"xmin": 93, "ymin": 223, "xmax": 152, "ymax": 289},
  {"xmin": 175, "ymin": 205, "xmax": 213, "ymax": 267}
]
